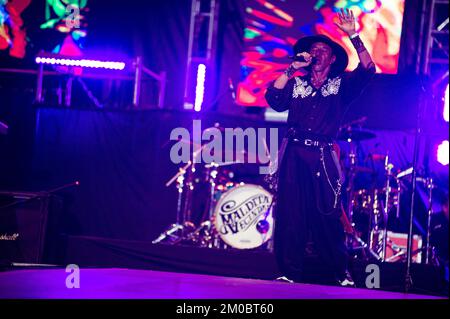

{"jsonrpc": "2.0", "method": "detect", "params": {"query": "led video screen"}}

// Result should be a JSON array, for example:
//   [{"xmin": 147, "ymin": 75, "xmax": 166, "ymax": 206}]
[{"xmin": 237, "ymin": 0, "xmax": 405, "ymax": 107}]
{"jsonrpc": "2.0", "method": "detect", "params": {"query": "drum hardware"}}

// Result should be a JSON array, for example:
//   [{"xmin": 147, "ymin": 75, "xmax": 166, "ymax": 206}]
[
  {"xmin": 172, "ymin": 220, "xmax": 216, "ymax": 247},
  {"xmin": 155, "ymin": 137, "xmax": 263, "ymax": 248},
  {"xmin": 341, "ymin": 127, "xmax": 376, "ymax": 258},
  {"xmin": 153, "ymin": 144, "xmax": 205, "ymax": 245},
  {"xmin": 345, "ymin": 145, "xmax": 406, "ymax": 262},
  {"xmin": 349, "ymin": 187, "xmax": 386, "ymax": 261},
  {"xmin": 397, "ymin": 167, "xmax": 413, "ymax": 179},
  {"xmin": 396, "ymin": 172, "xmax": 439, "ymax": 265},
  {"xmin": 355, "ymin": 156, "xmax": 434, "ymax": 264},
  {"xmin": 205, "ymin": 161, "xmax": 243, "ymax": 168},
  {"xmin": 191, "ymin": 161, "xmax": 223, "ymax": 249},
  {"xmin": 380, "ymin": 154, "xmax": 394, "ymax": 261},
  {"xmin": 384, "ymin": 243, "xmax": 423, "ymax": 263},
  {"xmin": 151, "ymin": 223, "xmax": 184, "ymax": 244},
  {"xmin": 337, "ymin": 126, "xmax": 376, "ymax": 143},
  {"xmin": 336, "ymin": 122, "xmax": 430, "ymax": 264},
  {"xmin": 364, "ymin": 154, "xmax": 405, "ymax": 261},
  {"xmin": 371, "ymin": 230, "xmax": 424, "ymax": 263},
  {"xmin": 347, "ymin": 231, "xmax": 381, "ymax": 260},
  {"xmin": 339, "ymin": 121, "xmax": 376, "ymax": 216}
]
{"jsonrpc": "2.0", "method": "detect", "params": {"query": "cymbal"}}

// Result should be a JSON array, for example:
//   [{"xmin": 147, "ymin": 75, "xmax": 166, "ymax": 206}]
[
  {"xmin": 173, "ymin": 139, "xmax": 261, "ymax": 159},
  {"xmin": 205, "ymin": 161, "xmax": 244, "ymax": 168},
  {"xmin": 338, "ymin": 128, "xmax": 376, "ymax": 141}
]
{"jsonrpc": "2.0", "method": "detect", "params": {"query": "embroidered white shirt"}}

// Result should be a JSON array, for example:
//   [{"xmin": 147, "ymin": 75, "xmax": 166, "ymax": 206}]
[
  {"xmin": 292, "ymin": 78, "xmax": 313, "ymax": 99},
  {"xmin": 292, "ymin": 76, "xmax": 342, "ymax": 99},
  {"xmin": 321, "ymin": 77, "xmax": 342, "ymax": 97}
]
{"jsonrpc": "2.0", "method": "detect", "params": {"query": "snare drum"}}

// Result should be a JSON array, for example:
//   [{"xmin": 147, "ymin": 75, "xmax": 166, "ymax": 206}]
[{"xmin": 213, "ymin": 184, "xmax": 274, "ymax": 249}]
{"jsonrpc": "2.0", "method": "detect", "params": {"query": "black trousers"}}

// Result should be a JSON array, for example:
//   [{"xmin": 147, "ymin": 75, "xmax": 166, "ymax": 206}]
[{"xmin": 274, "ymin": 140, "xmax": 348, "ymax": 282}]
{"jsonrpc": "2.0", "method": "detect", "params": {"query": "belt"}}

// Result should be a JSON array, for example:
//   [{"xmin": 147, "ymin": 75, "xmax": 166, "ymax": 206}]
[
  {"xmin": 292, "ymin": 138, "xmax": 332, "ymax": 147},
  {"xmin": 287, "ymin": 128, "xmax": 333, "ymax": 148}
]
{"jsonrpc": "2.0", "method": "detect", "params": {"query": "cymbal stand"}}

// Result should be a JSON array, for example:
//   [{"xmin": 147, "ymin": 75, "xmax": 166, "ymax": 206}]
[
  {"xmin": 176, "ymin": 166, "xmax": 188, "ymax": 226},
  {"xmin": 345, "ymin": 140, "xmax": 372, "ymax": 257},
  {"xmin": 152, "ymin": 162, "xmax": 192, "ymax": 244},
  {"xmin": 182, "ymin": 161, "xmax": 198, "ymax": 232},
  {"xmin": 369, "ymin": 189, "xmax": 382, "ymax": 259},
  {"xmin": 346, "ymin": 140, "xmax": 357, "ymax": 225},
  {"xmin": 368, "ymin": 155, "xmax": 402, "ymax": 261},
  {"xmin": 206, "ymin": 162, "xmax": 222, "ymax": 248},
  {"xmin": 183, "ymin": 162, "xmax": 220, "ymax": 248},
  {"xmin": 381, "ymin": 154, "xmax": 393, "ymax": 261},
  {"xmin": 153, "ymin": 144, "xmax": 204, "ymax": 244}
]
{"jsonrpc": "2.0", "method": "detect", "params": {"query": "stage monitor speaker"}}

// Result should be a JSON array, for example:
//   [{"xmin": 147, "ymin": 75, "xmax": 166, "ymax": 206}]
[{"xmin": 0, "ymin": 191, "xmax": 62, "ymax": 264}]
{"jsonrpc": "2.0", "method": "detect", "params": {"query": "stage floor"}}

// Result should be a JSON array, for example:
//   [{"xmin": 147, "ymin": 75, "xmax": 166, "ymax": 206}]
[{"xmin": 0, "ymin": 268, "xmax": 443, "ymax": 299}]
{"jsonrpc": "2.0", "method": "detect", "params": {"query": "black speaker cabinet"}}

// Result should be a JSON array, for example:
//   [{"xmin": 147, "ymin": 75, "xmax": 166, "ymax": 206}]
[{"xmin": 0, "ymin": 191, "xmax": 62, "ymax": 264}]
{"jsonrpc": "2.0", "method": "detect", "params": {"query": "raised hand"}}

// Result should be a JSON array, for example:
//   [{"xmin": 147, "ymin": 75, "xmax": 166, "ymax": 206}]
[{"xmin": 334, "ymin": 8, "xmax": 357, "ymax": 36}]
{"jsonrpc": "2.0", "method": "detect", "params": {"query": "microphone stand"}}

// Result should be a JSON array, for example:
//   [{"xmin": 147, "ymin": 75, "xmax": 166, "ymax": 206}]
[{"xmin": 405, "ymin": 77, "xmax": 427, "ymax": 293}]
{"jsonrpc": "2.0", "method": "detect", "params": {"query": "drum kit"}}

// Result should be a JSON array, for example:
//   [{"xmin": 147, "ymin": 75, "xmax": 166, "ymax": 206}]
[
  {"xmin": 339, "ymin": 122, "xmax": 437, "ymax": 264},
  {"xmin": 152, "ymin": 127, "xmax": 275, "ymax": 251},
  {"xmin": 153, "ymin": 121, "xmax": 437, "ymax": 264}
]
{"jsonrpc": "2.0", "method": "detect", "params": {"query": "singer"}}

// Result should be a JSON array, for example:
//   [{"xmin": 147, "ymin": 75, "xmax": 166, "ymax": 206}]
[{"xmin": 265, "ymin": 9, "xmax": 375, "ymax": 286}]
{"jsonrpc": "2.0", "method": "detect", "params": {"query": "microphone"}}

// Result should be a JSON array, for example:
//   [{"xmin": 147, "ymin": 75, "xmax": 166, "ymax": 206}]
[
  {"xmin": 291, "ymin": 55, "xmax": 317, "ymax": 64},
  {"xmin": 228, "ymin": 77, "xmax": 236, "ymax": 101}
]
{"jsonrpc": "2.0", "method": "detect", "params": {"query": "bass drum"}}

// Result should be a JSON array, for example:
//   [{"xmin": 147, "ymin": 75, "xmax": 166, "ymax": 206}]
[{"xmin": 213, "ymin": 184, "xmax": 274, "ymax": 249}]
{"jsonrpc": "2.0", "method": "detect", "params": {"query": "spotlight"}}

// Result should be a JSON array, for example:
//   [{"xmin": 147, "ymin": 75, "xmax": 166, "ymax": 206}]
[
  {"xmin": 437, "ymin": 140, "xmax": 449, "ymax": 166},
  {"xmin": 35, "ymin": 55, "xmax": 126, "ymax": 70},
  {"xmin": 444, "ymin": 83, "xmax": 449, "ymax": 122},
  {"xmin": 194, "ymin": 64, "xmax": 206, "ymax": 112}
]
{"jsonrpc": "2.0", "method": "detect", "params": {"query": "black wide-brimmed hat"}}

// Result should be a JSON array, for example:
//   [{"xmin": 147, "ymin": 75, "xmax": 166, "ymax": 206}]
[{"xmin": 293, "ymin": 34, "xmax": 348, "ymax": 75}]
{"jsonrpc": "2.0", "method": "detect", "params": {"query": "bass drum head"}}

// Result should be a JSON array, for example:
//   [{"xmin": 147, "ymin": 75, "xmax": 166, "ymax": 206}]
[{"xmin": 213, "ymin": 184, "xmax": 273, "ymax": 249}]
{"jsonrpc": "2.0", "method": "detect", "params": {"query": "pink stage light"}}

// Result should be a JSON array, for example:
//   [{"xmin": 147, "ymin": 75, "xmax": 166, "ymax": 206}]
[
  {"xmin": 444, "ymin": 83, "xmax": 449, "ymax": 122},
  {"xmin": 437, "ymin": 140, "xmax": 449, "ymax": 166},
  {"xmin": 35, "ymin": 56, "xmax": 126, "ymax": 70},
  {"xmin": 194, "ymin": 64, "xmax": 206, "ymax": 112}
]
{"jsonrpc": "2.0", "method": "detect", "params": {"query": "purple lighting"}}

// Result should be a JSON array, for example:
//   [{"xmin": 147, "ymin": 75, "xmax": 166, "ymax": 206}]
[
  {"xmin": 194, "ymin": 64, "xmax": 206, "ymax": 112},
  {"xmin": 35, "ymin": 57, "xmax": 126, "ymax": 70},
  {"xmin": 437, "ymin": 140, "xmax": 449, "ymax": 166},
  {"xmin": 444, "ymin": 84, "xmax": 449, "ymax": 122}
]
